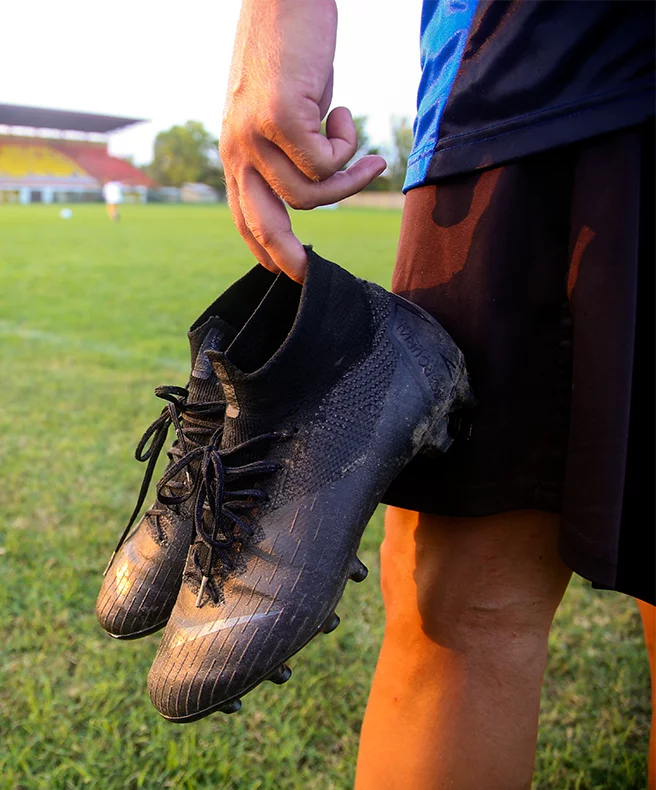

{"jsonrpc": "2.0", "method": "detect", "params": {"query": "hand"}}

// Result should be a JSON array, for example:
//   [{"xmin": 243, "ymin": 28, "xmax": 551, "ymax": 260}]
[{"xmin": 220, "ymin": 0, "xmax": 387, "ymax": 282}]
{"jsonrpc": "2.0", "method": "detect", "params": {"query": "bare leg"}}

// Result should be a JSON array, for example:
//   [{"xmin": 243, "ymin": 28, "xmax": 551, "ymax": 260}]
[
  {"xmin": 637, "ymin": 600, "xmax": 655, "ymax": 789},
  {"xmin": 356, "ymin": 507, "xmax": 571, "ymax": 790}
]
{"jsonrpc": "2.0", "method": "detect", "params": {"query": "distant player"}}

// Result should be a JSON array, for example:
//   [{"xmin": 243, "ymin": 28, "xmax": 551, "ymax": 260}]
[{"xmin": 102, "ymin": 180, "xmax": 123, "ymax": 221}]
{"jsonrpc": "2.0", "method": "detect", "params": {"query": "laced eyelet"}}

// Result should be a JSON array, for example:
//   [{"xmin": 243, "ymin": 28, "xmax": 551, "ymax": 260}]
[
  {"xmin": 104, "ymin": 385, "xmax": 226, "ymax": 575},
  {"xmin": 189, "ymin": 429, "xmax": 291, "ymax": 605}
]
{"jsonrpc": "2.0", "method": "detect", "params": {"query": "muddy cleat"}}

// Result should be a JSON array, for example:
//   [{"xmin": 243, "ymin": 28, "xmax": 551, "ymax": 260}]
[
  {"xmin": 95, "ymin": 266, "xmax": 275, "ymax": 639},
  {"xmin": 147, "ymin": 248, "xmax": 474, "ymax": 721}
]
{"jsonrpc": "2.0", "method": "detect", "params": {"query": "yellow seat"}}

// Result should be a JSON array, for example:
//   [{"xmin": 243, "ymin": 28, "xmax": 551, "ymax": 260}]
[{"xmin": 0, "ymin": 144, "xmax": 87, "ymax": 178}]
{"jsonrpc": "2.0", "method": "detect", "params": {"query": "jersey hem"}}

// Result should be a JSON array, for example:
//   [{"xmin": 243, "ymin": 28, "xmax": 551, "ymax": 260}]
[{"xmin": 404, "ymin": 84, "xmax": 654, "ymax": 190}]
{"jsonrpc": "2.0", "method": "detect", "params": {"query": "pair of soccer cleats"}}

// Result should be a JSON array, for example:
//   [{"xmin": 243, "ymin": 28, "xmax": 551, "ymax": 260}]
[{"xmin": 96, "ymin": 248, "xmax": 473, "ymax": 723}]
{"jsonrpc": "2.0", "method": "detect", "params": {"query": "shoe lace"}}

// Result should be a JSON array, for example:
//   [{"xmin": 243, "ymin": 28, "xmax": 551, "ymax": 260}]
[
  {"xmin": 103, "ymin": 384, "xmax": 225, "ymax": 574},
  {"xmin": 156, "ymin": 429, "xmax": 295, "ymax": 607}
]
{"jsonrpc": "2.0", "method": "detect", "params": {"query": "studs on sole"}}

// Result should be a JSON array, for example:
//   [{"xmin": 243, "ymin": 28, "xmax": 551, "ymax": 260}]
[
  {"xmin": 349, "ymin": 557, "xmax": 369, "ymax": 583},
  {"xmin": 218, "ymin": 698, "xmax": 242, "ymax": 714},
  {"xmin": 267, "ymin": 663, "xmax": 292, "ymax": 685},
  {"xmin": 322, "ymin": 612, "xmax": 340, "ymax": 634}
]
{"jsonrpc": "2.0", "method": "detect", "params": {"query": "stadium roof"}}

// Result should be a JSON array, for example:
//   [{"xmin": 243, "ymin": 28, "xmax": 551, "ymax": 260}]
[{"xmin": 0, "ymin": 104, "xmax": 145, "ymax": 134}]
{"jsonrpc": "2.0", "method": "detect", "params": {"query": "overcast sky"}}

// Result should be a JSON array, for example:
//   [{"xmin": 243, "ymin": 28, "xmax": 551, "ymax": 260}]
[{"xmin": 3, "ymin": 0, "xmax": 423, "ymax": 164}]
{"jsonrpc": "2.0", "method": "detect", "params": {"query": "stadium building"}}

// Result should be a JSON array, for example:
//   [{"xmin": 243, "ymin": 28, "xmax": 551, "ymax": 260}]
[{"xmin": 0, "ymin": 104, "xmax": 155, "ymax": 204}]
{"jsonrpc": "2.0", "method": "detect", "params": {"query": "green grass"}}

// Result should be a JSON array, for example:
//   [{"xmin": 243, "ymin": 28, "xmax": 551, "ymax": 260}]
[{"xmin": 0, "ymin": 204, "xmax": 650, "ymax": 789}]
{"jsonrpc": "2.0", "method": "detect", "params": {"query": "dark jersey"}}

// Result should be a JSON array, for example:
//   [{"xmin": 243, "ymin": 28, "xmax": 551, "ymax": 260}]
[{"xmin": 405, "ymin": 0, "xmax": 655, "ymax": 191}]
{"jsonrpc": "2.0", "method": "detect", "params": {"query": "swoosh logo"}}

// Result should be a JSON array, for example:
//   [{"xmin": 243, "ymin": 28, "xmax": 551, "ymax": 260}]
[{"xmin": 170, "ymin": 610, "xmax": 282, "ymax": 647}]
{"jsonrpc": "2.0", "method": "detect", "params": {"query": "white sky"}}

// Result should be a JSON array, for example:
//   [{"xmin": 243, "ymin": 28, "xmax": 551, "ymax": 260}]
[{"xmin": 2, "ymin": 0, "xmax": 423, "ymax": 164}]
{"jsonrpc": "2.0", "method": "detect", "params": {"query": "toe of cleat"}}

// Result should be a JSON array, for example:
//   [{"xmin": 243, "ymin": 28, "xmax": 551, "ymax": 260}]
[
  {"xmin": 321, "ymin": 612, "xmax": 340, "ymax": 634},
  {"xmin": 267, "ymin": 663, "xmax": 292, "ymax": 685},
  {"xmin": 218, "ymin": 698, "xmax": 242, "ymax": 715},
  {"xmin": 349, "ymin": 557, "xmax": 369, "ymax": 583}
]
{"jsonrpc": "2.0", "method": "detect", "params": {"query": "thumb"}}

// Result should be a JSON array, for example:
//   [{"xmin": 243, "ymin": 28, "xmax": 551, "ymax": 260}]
[{"xmin": 274, "ymin": 106, "xmax": 361, "ymax": 182}]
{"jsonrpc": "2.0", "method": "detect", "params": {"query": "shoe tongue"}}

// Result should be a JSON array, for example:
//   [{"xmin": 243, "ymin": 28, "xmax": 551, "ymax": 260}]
[{"xmin": 187, "ymin": 316, "xmax": 237, "ymax": 403}]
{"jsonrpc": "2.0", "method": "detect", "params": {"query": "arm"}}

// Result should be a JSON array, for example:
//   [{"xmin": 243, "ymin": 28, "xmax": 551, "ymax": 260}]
[{"xmin": 220, "ymin": 0, "xmax": 387, "ymax": 282}]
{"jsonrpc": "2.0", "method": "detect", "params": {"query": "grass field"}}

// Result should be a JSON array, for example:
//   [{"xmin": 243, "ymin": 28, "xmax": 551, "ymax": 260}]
[{"xmin": 0, "ymin": 204, "xmax": 651, "ymax": 789}]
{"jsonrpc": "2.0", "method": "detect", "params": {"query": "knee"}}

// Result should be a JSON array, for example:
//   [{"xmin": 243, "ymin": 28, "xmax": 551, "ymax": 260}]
[{"xmin": 381, "ymin": 508, "xmax": 571, "ymax": 656}]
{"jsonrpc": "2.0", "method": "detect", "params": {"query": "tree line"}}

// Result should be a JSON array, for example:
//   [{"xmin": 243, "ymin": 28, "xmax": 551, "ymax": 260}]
[{"xmin": 141, "ymin": 116, "xmax": 413, "ymax": 194}]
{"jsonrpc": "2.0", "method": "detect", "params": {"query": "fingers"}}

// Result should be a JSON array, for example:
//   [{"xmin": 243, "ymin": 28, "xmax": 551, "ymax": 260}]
[
  {"xmin": 317, "ymin": 67, "xmax": 335, "ymax": 119},
  {"xmin": 225, "ymin": 175, "xmax": 278, "ymax": 273},
  {"xmin": 224, "ymin": 130, "xmax": 386, "ymax": 280},
  {"xmin": 324, "ymin": 106, "xmax": 362, "ymax": 172},
  {"xmin": 252, "ymin": 138, "xmax": 387, "ymax": 210},
  {"xmin": 226, "ymin": 149, "xmax": 385, "ymax": 279},
  {"xmin": 223, "ymin": 97, "xmax": 387, "ymax": 281},
  {"xmin": 234, "ymin": 169, "xmax": 309, "ymax": 283},
  {"xmin": 271, "ymin": 105, "xmax": 363, "ymax": 182}
]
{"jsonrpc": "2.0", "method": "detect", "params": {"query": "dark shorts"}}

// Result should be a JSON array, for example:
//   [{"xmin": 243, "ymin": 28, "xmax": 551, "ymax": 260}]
[{"xmin": 383, "ymin": 122, "xmax": 655, "ymax": 606}]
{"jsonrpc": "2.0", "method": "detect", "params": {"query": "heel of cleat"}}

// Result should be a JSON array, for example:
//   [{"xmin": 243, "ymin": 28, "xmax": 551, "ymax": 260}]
[
  {"xmin": 218, "ymin": 698, "xmax": 242, "ymax": 714},
  {"xmin": 349, "ymin": 557, "xmax": 368, "ymax": 583},
  {"xmin": 421, "ymin": 360, "xmax": 476, "ymax": 456},
  {"xmin": 267, "ymin": 663, "xmax": 292, "ymax": 685},
  {"xmin": 452, "ymin": 363, "xmax": 476, "ymax": 411},
  {"xmin": 321, "ymin": 612, "xmax": 340, "ymax": 634}
]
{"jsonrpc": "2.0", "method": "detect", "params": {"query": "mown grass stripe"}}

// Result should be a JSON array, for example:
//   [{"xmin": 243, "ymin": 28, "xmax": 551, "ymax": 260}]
[{"xmin": 0, "ymin": 321, "xmax": 188, "ymax": 373}]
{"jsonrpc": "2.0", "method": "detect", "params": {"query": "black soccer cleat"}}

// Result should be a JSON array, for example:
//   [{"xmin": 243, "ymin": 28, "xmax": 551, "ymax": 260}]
[
  {"xmin": 147, "ymin": 248, "xmax": 474, "ymax": 720},
  {"xmin": 95, "ymin": 266, "xmax": 275, "ymax": 639}
]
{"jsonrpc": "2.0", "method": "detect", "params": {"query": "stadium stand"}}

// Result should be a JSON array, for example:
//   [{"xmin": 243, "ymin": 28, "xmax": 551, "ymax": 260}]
[
  {"xmin": 0, "ymin": 104, "xmax": 153, "ymax": 203},
  {"xmin": 51, "ymin": 142, "xmax": 151, "ymax": 187},
  {"xmin": 0, "ymin": 142, "xmax": 87, "ymax": 179}
]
